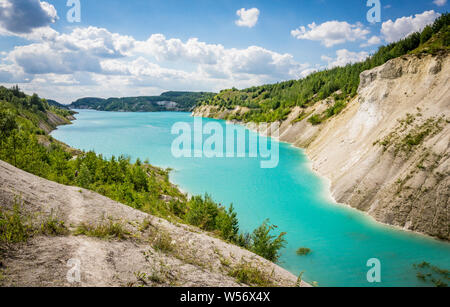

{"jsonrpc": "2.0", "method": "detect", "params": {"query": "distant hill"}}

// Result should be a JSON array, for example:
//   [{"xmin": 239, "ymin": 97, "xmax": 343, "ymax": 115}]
[
  {"xmin": 47, "ymin": 99, "xmax": 70, "ymax": 109},
  {"xmin": 69, "ymin": 91, "xmax": 216, "ymax": 112}
]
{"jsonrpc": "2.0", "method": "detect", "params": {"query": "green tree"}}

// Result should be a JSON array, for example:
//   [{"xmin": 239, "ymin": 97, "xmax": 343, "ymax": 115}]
[
  {"xmin": 0, "ymin": 110, "xmax": 17, "ymax": 138},
  {"xmin": 251, "ymin": 220, "xmax": 286, "ymax": 262},
  {"xmin": 185, "ymin": 194, "xmax": 220, "ymax": 231},
  {"xmin": 215, "ymin": 204, "xmax": 239, "ymax": 242},
  {"xmin": 77, "ymin": 163, "xmax": 92, "ymax": 188}
]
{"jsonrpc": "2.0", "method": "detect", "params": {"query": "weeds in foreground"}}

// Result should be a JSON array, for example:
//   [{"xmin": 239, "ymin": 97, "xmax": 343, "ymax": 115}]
[
  {"xmin": 133, "ymin": 261, "xmax": 178, "ymax": 286},
  {"xmin": 0, "ymin": 205, "xmax": 32, "ymax": 244},
  {"xmin": 151, "ymin": 231, "xmax": 174, "ymax": 253},
  {"xmin": 40, "ymin": 214, "xmax": 69, "ymax": 236},
  {"xmin": 295, "ymin": 271, "xmax": 304, "ymax": 287},
  {"xmin": 1, "ymin": 204, "xmax": 68, "ymax": 246},
  {"xmin": 75, "ymin": 220, "xmax": 130, "ymax": 240},
  {"xmin": 228, "ymin": 262, "xmax": 275, "ymax": 287}
]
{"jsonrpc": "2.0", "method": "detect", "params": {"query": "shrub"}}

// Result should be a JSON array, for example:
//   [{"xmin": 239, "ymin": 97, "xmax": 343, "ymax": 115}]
[
  {"xmin": 296, "ymin": 247, "xmax": 311, "ymax": 256},
  {"xmin": 308, "ymin": 114, "xmax": 323, "ymax": 126},
  {"xmin": 40, "ymin": 215, "xmax": 69, "ymax": 236},
  {"xmin": 185, "ymin": 194, "xmax": 220, "ymax": 231},
  {"xmin": 0, "ymin": 205, "xmax": 32, "ymax": 244},
  {"xmin": 251, "ymin": 220, "xmax": 286, "ymax": 262}
]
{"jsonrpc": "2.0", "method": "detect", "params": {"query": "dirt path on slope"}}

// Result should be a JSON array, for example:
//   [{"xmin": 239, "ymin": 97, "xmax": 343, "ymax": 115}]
[{"xmin": 0, "ymin": 160, "xmax": 308, "ymax": 287}]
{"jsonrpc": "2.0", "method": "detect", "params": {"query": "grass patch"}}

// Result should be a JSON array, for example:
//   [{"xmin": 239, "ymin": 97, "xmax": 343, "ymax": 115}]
[
  {"xmin": 0, "ymin": 205, "xmax": 32, "ymax": 244},
  {"xmin": 151, "ymin": 231, "xmax": 174, "ymax": 253},
  {"xmin": 378, "ymin": 115, "xmax": 446, "ymax": 156},
  {"xmin": 229, "ymin": 262, "xmax": 275, "ymax": 287},
  {"xmin": 133, "ymin": 260, "xmax": 178, "ymax": 286},
  {"xmin": 75, "ymin": 220, "xmax": 130, "ymax": 240},
  {"xmin": 40, "ymin": 214, "xmax": 69, "ymax": 236}
]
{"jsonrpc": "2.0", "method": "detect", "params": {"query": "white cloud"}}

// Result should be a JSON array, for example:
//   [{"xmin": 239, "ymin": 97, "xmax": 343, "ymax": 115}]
[
  {"xmin": 433, "ymin": 0, "xmax": 447, "ymax": 7},
  {"xmin": 1, "ymin": 25, "xmax": 312, "ymax": 103},
  {"xmin": 134, "ymin": 33, "xmax": 309, "ymax": 80},
  {"xmin": 291, "ymin": 21, "xmax": 370, "ymax": 47},
  {"xmin": 381, "ymin": 10, "xmax": 441, "ymax": 43},
  {"xmin": 235, "ymin": 8, "xmax": 260, "ymax": 28},
  {"xmin": 0, "ymin": 63, "xmax": 32, "ymax": 83},
  {"xmin": 0, "ymin": 0, "xmax": 58, "ymax": 35},
  {"xmin": 135, "ymin": 34, "xmax": 223, "ymax": 64},
  {"xmin": 7, "ymin": 26, "xmax": 137, "ymax": 75},
  {"xmin": 322, "ymin": 49, "xmax": 369, "ymax": 69},
  {"xmin": 0, "ymin": 2, "xmax": 316, "ymax": 103},
  {"xmin": 361, "ymin": 35, "xmax": 382, "ymax": 47}
]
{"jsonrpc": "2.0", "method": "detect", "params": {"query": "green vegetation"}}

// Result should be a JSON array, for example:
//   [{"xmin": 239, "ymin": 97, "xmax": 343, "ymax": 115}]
[
  {"xmin": 308, "ymin": 114, "xmax": 324, "ymax": 126},
  {"xmin": 0, "ymin": 86, "xmax": 287, "ymax": 262},
  {"xmin": 151, "ymin": 231, "xmax": 175, "ymax": 253},
  {"xmin": 0, "ymin": 205, "xmax": 32, "ymax": 244},
  {"xmin": 413, "ymin": 261, "xmax": 449, "ymax": 287},
  {"xmin": 198, "ymin": 14, "xmax": 449, "ymax": 124},
  {"xmin": 296, "ymin": 247, "xmax": 311, "ymax": 256},
  {"xmin": 378, "ymin": 114, "xmax": 446, "ymax": 156},
  {"xmin": 75, "ymin": 220, "xmax": 130, "ymax": 240},
  {"xmin": 186, "ymin": 195, "xmax": 240, "ymax": 241},
  {"xmin": 250, "ymin": 220, "xmax": 286, "ymax": 262},
  {"xmin": 0, "ymin": 203, "xmax": 68, "ymax": 245},
  {"xmin": 69, "ymin": 91, "xmax": 216, "ymax": 112},
  {"xmin": 40, "ymin": 214, "xmax": 69, "ymax": 236},
  {"xmin": 229, "ymin": 262, "xmax": 275, "ymax": 287}
]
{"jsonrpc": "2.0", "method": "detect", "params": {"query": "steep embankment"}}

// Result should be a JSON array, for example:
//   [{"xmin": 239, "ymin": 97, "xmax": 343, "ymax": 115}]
[
  {"xmin": 193, "ymin": 53, "xmax": 450, "ymax": 240},
  {"xmin": 0, "ymin": 160, "xmax": 305, "ymax": 287}
]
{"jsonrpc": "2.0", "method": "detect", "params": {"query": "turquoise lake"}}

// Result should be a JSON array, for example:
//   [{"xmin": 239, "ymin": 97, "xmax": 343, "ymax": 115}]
[{"xmin": 51, "ymin": 110, "xmax": 450, "ymax": 287}]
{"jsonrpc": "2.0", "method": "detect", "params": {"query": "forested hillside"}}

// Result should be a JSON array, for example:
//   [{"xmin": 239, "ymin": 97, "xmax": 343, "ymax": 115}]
[
  {"xmin": 197, "ymin": 13, "xmax": 449, "ymax": 123},
  {"xmin": 69, "ymin": 91, "xmax": 215, "ymax": 112}
]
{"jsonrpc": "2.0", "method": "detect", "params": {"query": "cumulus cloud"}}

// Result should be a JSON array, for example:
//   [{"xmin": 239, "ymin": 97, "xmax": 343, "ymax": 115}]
[
  {"xmin": 433, "ymin": 0, "xmax": 447, "ymax": 6},
  {"xmin": 7, "ymin": 26, "xmax": 137, "ymax": 75},
  {"xmin": 2, "ymin": 24, "xmax": 313, "ymax": 103},
  {"xmin": 361, "ymin": 35, "xmax": 382, "ymax": 47},
  {"xmin": 235, "ymin": 8, "xmax": 260, "ymax": 28},
  {"xmin": 381, "ymin": 10, "xmax": 441, "ymax": 43},
  {"xmin": 135, "ymin": 34, "xmax": 222, "ymax": 64},
  {"xmin": 322, "ymin": 49, "xmax": 369, "ymax": 69},
  {"xmin": 135, "ymin": 33, "xmax": 309, "ymax": 80},
  {"xmin": 291, "ymin": 21, "xmax": 370, "ymax": 47},
  {"xmin": 7, "ymin": 26, "xmax": 310, "ymax": 80},
  {"xmin": 0, "ymin": 0, "xmax": 58, "ymax": 34},
  {"xmin": 0, "ymin": 63, "xmax": 32, "ymax": 83}
]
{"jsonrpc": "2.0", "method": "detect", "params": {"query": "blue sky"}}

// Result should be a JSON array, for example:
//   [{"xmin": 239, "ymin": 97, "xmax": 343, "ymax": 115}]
[{"xmin": 0, "ymin": 0, "xmax": 448, "ymax": 103}]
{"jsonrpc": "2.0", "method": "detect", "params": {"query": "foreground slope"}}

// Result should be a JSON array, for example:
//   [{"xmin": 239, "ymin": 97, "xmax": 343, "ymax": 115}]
[{"xmin": 0, "ymin": 160, "xmax": 306, "ymax": 287}]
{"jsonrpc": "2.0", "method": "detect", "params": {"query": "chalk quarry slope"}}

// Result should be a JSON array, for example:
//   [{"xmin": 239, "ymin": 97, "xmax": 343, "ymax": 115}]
[
  {"xmin": 0, "ymin": 160, "xmax": 306, "ymax": 287},
  {"xmin": 193, "ymin": 53, "xmax": 450, "ymax": 240}
]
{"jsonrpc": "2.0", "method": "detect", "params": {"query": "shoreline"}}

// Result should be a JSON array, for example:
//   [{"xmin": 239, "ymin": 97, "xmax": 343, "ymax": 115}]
[
  {"xmin": 194, "ymin": 113, "xmax": 450, "ymax": 245},
  {"xmin": 61, "ymin": 109, "xmax": 449, "ymax": 244}
]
